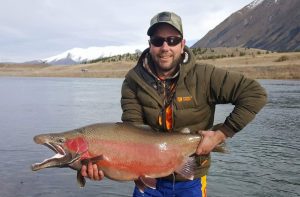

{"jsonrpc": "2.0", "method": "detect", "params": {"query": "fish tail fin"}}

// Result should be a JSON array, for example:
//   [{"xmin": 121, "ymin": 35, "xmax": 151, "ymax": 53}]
[
  {"xmin": 175, "ymin": 156, "xmax": 196, "ymax": 180},
  {"xmin": 212, "ymin": 142, "xmax": 229, "ymax": 153}
]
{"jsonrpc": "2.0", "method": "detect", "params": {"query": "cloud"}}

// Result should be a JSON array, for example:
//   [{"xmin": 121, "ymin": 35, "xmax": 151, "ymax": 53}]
[{"xmin": 0, "ymin": 0, "xmax": 253, "ymax": 62}]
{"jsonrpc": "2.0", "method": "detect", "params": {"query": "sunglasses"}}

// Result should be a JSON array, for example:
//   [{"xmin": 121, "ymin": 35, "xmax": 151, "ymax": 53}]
[{"xmin": 149, "ymin": 36, "xmax": 183, "ymax": 47}]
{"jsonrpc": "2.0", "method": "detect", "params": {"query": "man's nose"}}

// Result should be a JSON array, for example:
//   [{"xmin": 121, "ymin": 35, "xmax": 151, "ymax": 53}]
[{"xmin": 160, "ymin": 41, "xmax": 170, "ymax": 51}]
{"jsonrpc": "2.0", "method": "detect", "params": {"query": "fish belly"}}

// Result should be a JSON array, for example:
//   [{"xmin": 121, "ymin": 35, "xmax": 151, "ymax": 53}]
[{"xmin": 90, "ymin": 140, "xmax": 186, "ymax": 181}]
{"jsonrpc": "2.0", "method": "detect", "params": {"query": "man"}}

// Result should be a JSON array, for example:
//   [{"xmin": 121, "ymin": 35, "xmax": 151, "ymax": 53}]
[{"xmin": 81, "ymin": 11, "xmax": 267, "ymax": 197}]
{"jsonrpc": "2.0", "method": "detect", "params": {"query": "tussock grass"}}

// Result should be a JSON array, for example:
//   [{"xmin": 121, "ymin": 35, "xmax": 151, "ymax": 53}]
[{"xmin": 275, "ymin": 55, "xmax": 289, "ymax": 62}]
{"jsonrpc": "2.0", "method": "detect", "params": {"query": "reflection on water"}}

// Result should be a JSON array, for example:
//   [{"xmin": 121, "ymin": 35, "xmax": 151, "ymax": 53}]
[{"xmin": 0, "ymin": 77, "xmax": 299, "ymax": 197}]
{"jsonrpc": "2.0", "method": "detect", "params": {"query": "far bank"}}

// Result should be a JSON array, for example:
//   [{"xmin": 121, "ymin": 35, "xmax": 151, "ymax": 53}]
[{"xmin": 0, "ymin": 51, "xmax": 299, "ymax": 79}]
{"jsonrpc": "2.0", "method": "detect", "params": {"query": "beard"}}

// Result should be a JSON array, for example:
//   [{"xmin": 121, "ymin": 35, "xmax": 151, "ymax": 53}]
[{"xmin": 150, "ymin": 52, "xmax": 183, "ymax": 73}]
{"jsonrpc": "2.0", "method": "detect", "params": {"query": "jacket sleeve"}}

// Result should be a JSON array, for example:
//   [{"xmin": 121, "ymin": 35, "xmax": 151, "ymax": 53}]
[
  {"xmin": 205, "ymin": 65, "xmax": 267, "ymax": 137},
  {"xmin": 121, "ymin": 77, "xmax": 144, "ymax": 124}
]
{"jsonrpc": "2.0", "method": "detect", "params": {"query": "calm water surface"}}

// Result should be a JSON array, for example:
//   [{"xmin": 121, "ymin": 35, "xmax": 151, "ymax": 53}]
[{"xmin": 0, "ymin": 77, "xmax": 299, "ymax": 197}]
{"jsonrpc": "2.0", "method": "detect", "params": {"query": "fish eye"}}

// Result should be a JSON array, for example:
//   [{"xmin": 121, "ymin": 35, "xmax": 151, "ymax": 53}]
[{"xmin": 58, "ymin": 138, "xmax": 65, "ymax": 143}]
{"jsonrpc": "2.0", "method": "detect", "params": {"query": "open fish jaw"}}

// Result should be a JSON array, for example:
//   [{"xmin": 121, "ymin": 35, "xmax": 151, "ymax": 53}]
[{"xmin": 31, "ymin": 142, "xmax": 71, "ymax": 171}]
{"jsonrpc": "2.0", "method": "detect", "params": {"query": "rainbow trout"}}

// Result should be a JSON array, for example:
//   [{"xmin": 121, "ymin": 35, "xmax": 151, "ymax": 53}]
[{"xmin": 31, "ymin": 122, "xmax": 224, "ymax": 191}]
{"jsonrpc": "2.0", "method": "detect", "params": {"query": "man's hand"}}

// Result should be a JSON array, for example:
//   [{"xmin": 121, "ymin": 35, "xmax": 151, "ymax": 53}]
[
  {"xmin": 196, "ymin": 130, "xmax": 227, "ymax": 155},
  {"xmin": 81, "ymin": 162, "xmax": 104, "ymax": 181}
]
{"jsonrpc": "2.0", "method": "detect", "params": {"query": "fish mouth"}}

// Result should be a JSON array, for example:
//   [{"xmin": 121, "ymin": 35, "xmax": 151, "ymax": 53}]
[{"xmin": 31, "ymin": 142, "xmax": 76, "ymax": 171}]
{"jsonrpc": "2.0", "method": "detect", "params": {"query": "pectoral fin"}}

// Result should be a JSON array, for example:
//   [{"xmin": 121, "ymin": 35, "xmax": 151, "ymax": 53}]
[
  {"xmin": 81, "ymin": 155, "xmax": 105, "ymax": 165},
  {"xmin": 77, "ymin": 155, "xmax": 105, "ymax": 187},
  {"xmin": 77, "ymin": 170, "xmax": 86, "ymax": 188}
]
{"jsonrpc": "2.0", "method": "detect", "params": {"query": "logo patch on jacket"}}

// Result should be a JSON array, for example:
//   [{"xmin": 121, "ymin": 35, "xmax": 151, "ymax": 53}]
[{"xmin": 176, "ymin": 96, "xmax": 192, "ymax": 102}]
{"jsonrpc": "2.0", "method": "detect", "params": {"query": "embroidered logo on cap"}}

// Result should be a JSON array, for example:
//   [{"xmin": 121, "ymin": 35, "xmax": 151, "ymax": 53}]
[{"xmin": 157, "ymin": 12, "xmax": 171, "ymax": 22}]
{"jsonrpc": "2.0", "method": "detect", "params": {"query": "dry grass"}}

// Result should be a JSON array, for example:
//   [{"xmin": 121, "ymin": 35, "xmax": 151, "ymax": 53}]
[
  {"xmin": 0, "ymin": 51, "xmax": 299, "ymax": 79},
  {"xmin": 197, "ymin": 51, "xmax": 300, "ymax": 79}
]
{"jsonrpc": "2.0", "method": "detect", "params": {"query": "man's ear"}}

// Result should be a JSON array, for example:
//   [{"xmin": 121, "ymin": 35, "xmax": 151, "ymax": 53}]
[{"xmin": 181, "ymin": 39, "xmax": 186, "ymax": 53}]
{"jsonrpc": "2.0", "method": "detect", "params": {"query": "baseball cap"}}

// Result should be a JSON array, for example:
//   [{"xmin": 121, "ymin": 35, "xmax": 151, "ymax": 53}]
[{"xmin": 147, "ymin": 11, "xmax": 183, "ymax": 36}]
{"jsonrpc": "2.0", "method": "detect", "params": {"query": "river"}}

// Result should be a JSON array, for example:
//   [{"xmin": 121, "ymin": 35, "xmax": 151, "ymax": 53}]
[{"xmin": 0, "ymin": 77, "xmax": 299, "ymax": 197}]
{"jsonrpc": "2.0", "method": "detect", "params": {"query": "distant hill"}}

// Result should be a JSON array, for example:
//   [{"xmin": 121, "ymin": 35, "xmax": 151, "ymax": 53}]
[{"xmin": 192, "ymin": 0, "xmax": 300, "ymax": 51}]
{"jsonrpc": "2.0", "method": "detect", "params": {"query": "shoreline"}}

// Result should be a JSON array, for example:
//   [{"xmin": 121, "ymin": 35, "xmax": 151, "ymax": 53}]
[{"xmin": 1, "ymin": 52, "xmax": 299, "ymax": 80}]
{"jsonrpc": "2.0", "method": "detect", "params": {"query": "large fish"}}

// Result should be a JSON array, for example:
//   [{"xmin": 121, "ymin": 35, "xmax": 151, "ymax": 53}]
[{"xmin": 31, "ymin": 122, "xmax": 225, "ymax": 191}]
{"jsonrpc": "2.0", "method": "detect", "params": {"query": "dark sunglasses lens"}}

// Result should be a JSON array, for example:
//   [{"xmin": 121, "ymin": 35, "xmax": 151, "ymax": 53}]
[
  {"xmin": 167, "ymin": 37, "xmax": 182, "ymax": 46},
  {"xmin": 150, "ymin": 37, "xmax": 165, "ymax": 47},
  {"xmin": 150, "ymin": 36, "xmax": 182, "ymax": 47}
]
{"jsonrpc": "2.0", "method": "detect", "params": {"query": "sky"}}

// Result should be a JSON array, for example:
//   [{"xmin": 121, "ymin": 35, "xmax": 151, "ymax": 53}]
[{"xmin": 0, "ymin": 0, "xmax": 254, "ymax": 62}]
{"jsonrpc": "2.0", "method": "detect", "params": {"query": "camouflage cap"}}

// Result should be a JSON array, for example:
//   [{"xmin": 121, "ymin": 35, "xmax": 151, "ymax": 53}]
[{"xmin": 147, "ymin": 11, "xmax": 183, "ymax": 36}]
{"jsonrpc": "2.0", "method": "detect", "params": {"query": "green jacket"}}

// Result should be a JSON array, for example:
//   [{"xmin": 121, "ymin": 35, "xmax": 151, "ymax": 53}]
[{"xmin": 121, "ymin": 46, "xmax": 267, "ymax": 179}]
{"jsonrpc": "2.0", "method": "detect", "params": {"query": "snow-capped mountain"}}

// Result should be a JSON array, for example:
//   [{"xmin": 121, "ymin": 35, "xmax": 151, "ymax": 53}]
[
  {"xmin": 42, "ymin": 45, "xmax": 147, "ymax": 65},
  {"xmin": 246, "ymin": 0, "xmax": 264, "ymax": 9}
]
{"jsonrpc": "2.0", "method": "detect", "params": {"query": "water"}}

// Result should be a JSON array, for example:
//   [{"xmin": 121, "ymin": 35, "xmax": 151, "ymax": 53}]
[{"xmin": 0, "ymin": 77, "xmax": 299, "ymax": 197}]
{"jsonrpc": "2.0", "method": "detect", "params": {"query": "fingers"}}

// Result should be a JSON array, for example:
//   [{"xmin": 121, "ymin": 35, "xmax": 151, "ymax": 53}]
[
  {"xmin": 196, "ymin": 140, "xmax": 206, "ymax": 155},
  {"xmin": 198, "ymin": 130, "xmax": 215, "ymax": 137},
  {"xmin": 196, "ymin": 145, "xmax": 210, "ymax": 155},
  {"xmin": 87, "ymin": 162, "xmax": 94, "ymax": 179},
  {"xmin": 81, "ymin": 162, "xmax": 104, "ymax": 181},
  {"xmin": 92, "ymin": 163, "xmax": 99, "ymax": 180},
  {"xmin": 196, "ymin": 146, "xmax": 211, "ymax": 155},
  {"xmin": 196, "ymin": 130, "xmax": 227, "ymax": 155},
  {"xmin": 196, "ymin": 131, "xmax": 215, "ymax": 155},
  {"xmin": 98, "ymin": 169, "xmax": 104, "ymax": 180},
  {"xmin": 81, "ymin": 164, "xmax": 87, "ymax": 177}
]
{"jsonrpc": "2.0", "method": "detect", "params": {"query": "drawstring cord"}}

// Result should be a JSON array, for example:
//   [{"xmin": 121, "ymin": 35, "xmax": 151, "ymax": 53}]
[{"xmin": 172, "ymin": 173, "xmax": 175, "ymax": 197}]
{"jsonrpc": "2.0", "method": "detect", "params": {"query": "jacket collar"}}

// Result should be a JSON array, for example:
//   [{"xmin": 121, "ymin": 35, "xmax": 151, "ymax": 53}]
[{"xmin": 125, "ymin": 46, "xmax": 196, "ymax": 107}]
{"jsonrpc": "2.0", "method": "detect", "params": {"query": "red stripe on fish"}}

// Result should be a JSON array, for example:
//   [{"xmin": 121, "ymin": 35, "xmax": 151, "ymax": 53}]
[{"xmin": 86, "ymin": 139, "xmax": 184, "ymax": 177}]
